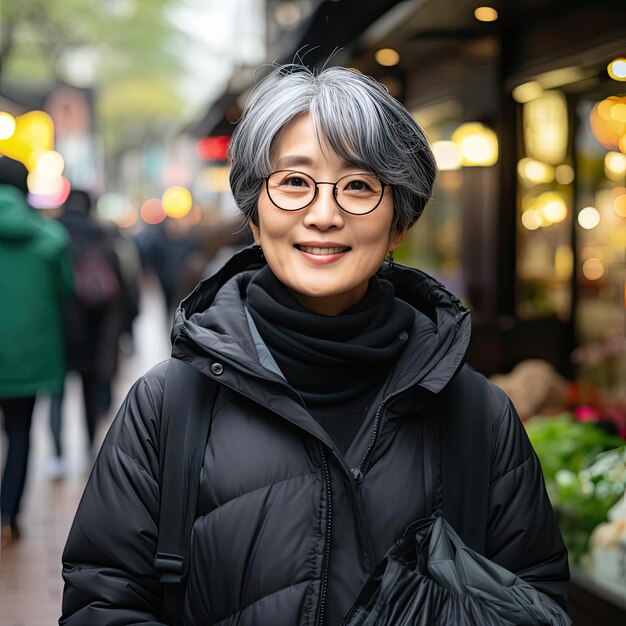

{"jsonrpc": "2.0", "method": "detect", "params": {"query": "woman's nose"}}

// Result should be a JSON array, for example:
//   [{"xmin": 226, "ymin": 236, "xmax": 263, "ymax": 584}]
[{"xmin": 302, "ymin": 184, "xmax": 344, "ymax": 229}]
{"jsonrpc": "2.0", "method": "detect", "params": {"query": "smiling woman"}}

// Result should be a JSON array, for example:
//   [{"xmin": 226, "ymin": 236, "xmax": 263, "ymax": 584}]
[
  {"xmin": 249, "ymin": 113, "xmax": 404, "ymax": 315},
  {"xmin": 60, "ymin": 64, "xmax": 570, "ymax": 626}
]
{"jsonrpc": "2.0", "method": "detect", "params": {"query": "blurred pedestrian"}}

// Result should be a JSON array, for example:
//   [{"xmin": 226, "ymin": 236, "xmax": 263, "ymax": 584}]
[
  {"xmin": 133, "ymin": 217, "xmax": 197, "ymax": 317},
  {"xmin": 48, "ymin": 189, "xmax": 125, "ymax": 475},
  {"xmin": 61, "ymin": 65, "xmax": 569, "ymax": 624},
  {"xmin": 0, "ymin": 156, "xmax": 73, "ymax": 547}
]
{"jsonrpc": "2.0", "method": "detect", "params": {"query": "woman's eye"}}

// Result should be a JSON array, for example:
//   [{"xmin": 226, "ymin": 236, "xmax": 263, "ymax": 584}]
[
  {"xmin": 284, "ymin": 176, "xmax": 308, "ymax": 188},
  {"xmin": 345, "ymin": 179, "xmax": 372, "ymax": 192}
]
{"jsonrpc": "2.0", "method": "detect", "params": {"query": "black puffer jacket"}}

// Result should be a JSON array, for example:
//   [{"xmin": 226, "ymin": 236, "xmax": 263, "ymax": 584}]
[{"xmin": 61, "ymin": 247, "xmax": 569, "ymax": 626}]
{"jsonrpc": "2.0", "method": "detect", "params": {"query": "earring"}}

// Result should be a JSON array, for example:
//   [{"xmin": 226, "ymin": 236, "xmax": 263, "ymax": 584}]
[{"xmin": 386, "ymin": 250, "xmax": 395, "ymax": 268}]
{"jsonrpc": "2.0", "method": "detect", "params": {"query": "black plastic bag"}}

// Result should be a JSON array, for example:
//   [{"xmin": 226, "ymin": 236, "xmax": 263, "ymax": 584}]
[{"xmin": 342, "ymin": 516, "xmax": 571, "ymax": 626}]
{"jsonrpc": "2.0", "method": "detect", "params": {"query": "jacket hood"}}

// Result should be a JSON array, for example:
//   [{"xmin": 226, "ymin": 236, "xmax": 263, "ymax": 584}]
[
  {"xmin": 0, "ymin": 185, "xmax": 40, "ymax": 241},
  {"xmin": 172, "ymin": 245, "xmax": 471, "ymax": 397}
]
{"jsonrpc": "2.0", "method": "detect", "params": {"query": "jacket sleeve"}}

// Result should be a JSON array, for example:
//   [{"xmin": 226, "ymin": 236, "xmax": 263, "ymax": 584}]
[
  {"xmin": 60, "ymin": 362, "xmax": 168, "ymax": 625},
  {"xmin": 485, "ymin": 383, "xmax": 570, "ymax": 610}
]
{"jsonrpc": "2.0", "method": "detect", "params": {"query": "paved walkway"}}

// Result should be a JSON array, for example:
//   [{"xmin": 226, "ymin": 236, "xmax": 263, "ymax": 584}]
[{"xmin": 0, "ymin": 279, "xmax": 171, "ymax": 626}]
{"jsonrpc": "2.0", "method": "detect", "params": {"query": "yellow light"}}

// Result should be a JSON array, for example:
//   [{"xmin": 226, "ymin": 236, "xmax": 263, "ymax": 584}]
[
  {"xmin": 521, "ymin": 209, "xmax": 542, "ymax": 230},
  {"xmin": 512, "ymin": 81, "xmax": 543, "ymax": 104},
  {"xmin": 604, "ymin": 152, "xmax": 626, "ymax": 174},
  {"xmin": 432, "ymin": 140, "xmax": 462, "ymax": 170},
  {"xmin": 614, "ymin": 194, "xmax": 626, "ymax": 217},
  {"xmin": 620, "ymin": 135, "xmax": 626, "ymax": 154},
  {"xmin": 536, "ymin": 192, "xmax": 567, "ymax": 224},
  {"xmin": 0, "ymin": 110, "xmax": 54, "ymax": 169},
  {"xmin": 555, "ymin": 164, "xmax": 575, "ymax": 184},
  {"xmin": 474, "ymin": 6, "xmax": 498, "ymax": 22},
  {"xmin": 582, "ymin": 258, "xmax": 604, "ymax": 281},
  {"xmin": 0, "ymin": 113, "xmax": 16, "ymax": 140},
  {"xmin": 162, "ymin": 186, "xmax": 192, "ymax": 219},
  {"xmin": 375, "ymin": 48, "xmax": 400, "ymax": 67},
  {"xmin": 517, "ymin": 158, "xmax": 555, "ymax": 184},
  {"xmin": 555, "ymin": 245, "xmax": 573, "ymax": 280},
  {"xmin": 607, "ymin": 58, "xmax": 626, "ymax": 82},
  {"xmin": 578, "ymin": 206, "xmax": 601, "ymax": 229},
  {"xmin": 611, "ymin": 103, "xmax": 626, "ymax": 123},
  {"xmin": 451, "ymin": 122, "xmax": 498, "ymax": 166},
  {"xmin": 604, "ymin": 151, "xmax": 626, "ymax": 182},
  {"xmin": 523, "ymin": 91, "xmax": 568, "ymax": 164}
]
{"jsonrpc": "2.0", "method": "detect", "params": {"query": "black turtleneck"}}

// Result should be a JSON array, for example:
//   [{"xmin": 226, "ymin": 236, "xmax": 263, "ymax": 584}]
[{"xmin": 246, "ymin": 266, "xmax": 415, "ymax": 454}]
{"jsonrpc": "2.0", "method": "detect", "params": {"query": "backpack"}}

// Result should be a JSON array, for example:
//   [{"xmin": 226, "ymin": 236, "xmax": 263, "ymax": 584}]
[
  {"xmin": 154, "ymin": 360, "xmax": 490, "ymax": 625},
  {"xmin": 73, "ymin": 248, "xmax": 120, "ymax": 308}
]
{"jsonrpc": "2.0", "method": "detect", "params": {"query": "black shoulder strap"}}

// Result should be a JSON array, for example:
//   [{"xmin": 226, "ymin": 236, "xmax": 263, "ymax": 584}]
[
  {"xmin": 437, "ymin": 365, "xmax": 492, "ymax": 555},
  {"xmin": 155, "ymin": 357, "xmax": 217, "ymax": 620}
]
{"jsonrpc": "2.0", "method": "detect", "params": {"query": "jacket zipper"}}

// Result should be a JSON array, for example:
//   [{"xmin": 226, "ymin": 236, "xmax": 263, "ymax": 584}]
[
  {"xmin": 351, "ymin": 324, "xmax": 461, "ymax": 484},
  {"xmin": 351, "ymin": 394, "xmax": 394, "ymax": 484},
  {"xmin": 317, "ymin": 443, "xmax": 332, "ymax": 626}
]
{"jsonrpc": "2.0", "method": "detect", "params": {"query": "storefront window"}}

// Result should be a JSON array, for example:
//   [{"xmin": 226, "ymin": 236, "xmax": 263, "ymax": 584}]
[
  {"xmin": 516, "ymin": 89, "xmax": 574, "ymax": 322},
  {"xmin": 574, "ymin": 95, "xmax": 626, "ymax": 407}
]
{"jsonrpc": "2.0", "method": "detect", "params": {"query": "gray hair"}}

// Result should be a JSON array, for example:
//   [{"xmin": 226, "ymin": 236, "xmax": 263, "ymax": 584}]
[{"xmin": 228, "ymin": 64, "xmax": 437, "ymax": 232}]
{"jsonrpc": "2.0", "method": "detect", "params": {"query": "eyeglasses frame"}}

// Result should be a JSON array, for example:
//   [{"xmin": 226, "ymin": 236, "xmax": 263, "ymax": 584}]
[{"xmin": 264, "ymin": 169, "xmax": 389, "ymax": 215}]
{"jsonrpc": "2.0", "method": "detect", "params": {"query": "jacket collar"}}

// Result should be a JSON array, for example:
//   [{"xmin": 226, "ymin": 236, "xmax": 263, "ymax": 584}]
[{"xmin": 173, "ymin": 245, "xmax": 471, "ymax": 396}]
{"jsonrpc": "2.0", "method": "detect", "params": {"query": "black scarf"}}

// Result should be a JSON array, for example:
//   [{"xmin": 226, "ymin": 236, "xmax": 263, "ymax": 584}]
[{"xmin": 246, "ymin": 266, "xmax": 414, "ymax": 450}]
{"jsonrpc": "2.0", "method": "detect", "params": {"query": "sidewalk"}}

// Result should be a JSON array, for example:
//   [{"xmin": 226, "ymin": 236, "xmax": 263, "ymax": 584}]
[{"xmin": 0, "ymin": 278, "xmax": 171, "ymax": 626}]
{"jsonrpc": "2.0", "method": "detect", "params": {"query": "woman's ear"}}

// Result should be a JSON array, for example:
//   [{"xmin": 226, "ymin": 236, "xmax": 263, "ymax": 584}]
[
  {"xmin": 388, "ymin": 227, "xmax": 407, "ymax": 253},
  {"xmin": 248, "ymin": 218, "xmax": 261, "ymax": 246}
]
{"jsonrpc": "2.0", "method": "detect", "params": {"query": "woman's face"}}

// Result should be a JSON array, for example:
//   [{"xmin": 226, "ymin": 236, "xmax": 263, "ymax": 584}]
[{"xmin": 249, "ymin": 114, "xmax": 405, "ymax": 316}]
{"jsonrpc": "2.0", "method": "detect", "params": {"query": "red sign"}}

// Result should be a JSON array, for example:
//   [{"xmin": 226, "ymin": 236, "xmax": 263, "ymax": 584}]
[{"xmin": 196, "ymin": 136, "xmax": 230, "ymax": 161}]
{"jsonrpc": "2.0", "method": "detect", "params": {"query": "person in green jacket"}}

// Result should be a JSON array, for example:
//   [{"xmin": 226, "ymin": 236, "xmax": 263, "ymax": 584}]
[{"xmin": 0, "ymin": 155, "xmax": 73, "ymax": 547}]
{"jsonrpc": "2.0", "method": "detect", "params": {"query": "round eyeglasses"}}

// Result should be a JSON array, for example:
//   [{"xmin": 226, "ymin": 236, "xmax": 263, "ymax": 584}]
[{"xmin": 264, "ymin": 170, "xmax": 388, "ymax": 215}]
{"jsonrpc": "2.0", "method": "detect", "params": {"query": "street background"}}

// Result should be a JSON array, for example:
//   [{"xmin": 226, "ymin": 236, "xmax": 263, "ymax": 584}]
[{"xmin": 1, "ymin": 1, "xmax": 625, "ymax": 624}]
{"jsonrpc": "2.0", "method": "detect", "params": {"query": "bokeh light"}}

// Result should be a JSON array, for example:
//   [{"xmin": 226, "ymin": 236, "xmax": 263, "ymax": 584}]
[
  {"xmin": 581, "ymin": 258, "xmax": 604, "ymax": 281},
  {"xmin": 474, "ymin": 6, "xmax": 498, "ymax": 22},
  {"xmin": 555, "ymin": 164, "xmax": 575, "ymax": 185},
  {"xmin": 0, "ymin": 112, "xmax": 16, "ymax": 140},
  {"xmin": 604, "ymin": 151, "xmax": 626, "ymax": 182},
  {"xmin": 517, "ymin": 158, "xmax": 555, "ymax": 184},
  {"xmin": 613, "ymin": 193, "xmax": 626, "ymax": 218},
  {"xmin": 536, "ymin": 191, "xmax": 567, "ymax": 224},
  {"xmin": 0, "ymin": 110, "xmax": 54, "ymax": 170},
  {"xmin": 28, "ymin": 176, "xmax": 70, "ymax": 209},
  {"xmin": 521, "ymin": 209, "xmax": 542, "ymax": 230},
  {"xmin": 375, "ymin": 48, "xmax": 400, "ymax": 67},
  {"xmin": 578, "ymin": 206, "xmax": 600, "ymax": 230},
  {"xmin": 607, "ymin": 58, "xmax": 626, "ymax": 82},
  {"xmin": 35, "ymin": 150, "xmax": 65, "ymax": 178},
  {"xmin": 140, "ymin": 198, "xmax": 166, "ymax": 224},
  {"xmin": 162, "ymin": 186, "xmax": 192, "ymax": 218},
  {"xmin": 589, "ymin": 96, "xmax": 626, "ymax": 150},
  {"xmin": 451, "ymin": 122, "xmax": 498, "ymax": 166}
]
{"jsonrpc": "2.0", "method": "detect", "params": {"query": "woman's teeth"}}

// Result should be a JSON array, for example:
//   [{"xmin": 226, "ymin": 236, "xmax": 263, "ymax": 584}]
[{"xmin": 298, "ymin": 246, "xmax": 347, "ymax": 255}]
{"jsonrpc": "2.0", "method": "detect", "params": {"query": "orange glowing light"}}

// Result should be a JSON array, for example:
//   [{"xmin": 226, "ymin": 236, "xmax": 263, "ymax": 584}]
[{"xmin": 589, "ymin": 96, "xmax": 626, "ymax": 151}]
